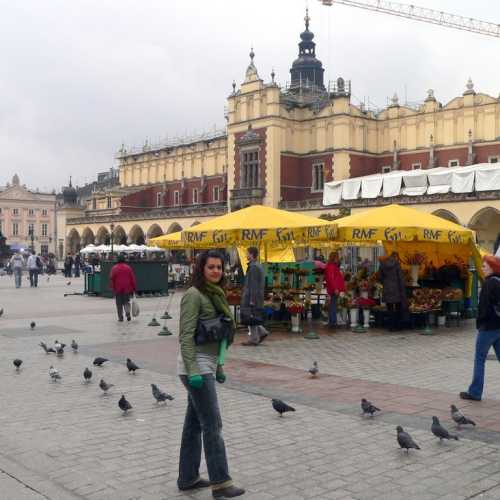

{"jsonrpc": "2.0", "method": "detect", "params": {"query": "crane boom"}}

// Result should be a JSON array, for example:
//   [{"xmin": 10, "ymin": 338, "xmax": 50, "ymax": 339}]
[{"xmin": 319, "ymin": 0, "xmax": 500, "ymax": 38}]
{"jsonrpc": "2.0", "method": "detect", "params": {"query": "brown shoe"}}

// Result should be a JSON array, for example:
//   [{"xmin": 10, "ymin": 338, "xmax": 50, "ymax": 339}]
[
  {"xmin": 178, "ymin": 478, "xmax": 210, "ymax": 491},
  {"xmin": 212, "ymin": 485, "xmax": 245, "ymax": 498}
]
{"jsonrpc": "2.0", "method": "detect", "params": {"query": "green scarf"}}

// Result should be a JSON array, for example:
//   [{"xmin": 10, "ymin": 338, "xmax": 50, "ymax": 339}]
[{"xmin": 202, "ymin": 282, "xmax": 236, "ymax": 331}]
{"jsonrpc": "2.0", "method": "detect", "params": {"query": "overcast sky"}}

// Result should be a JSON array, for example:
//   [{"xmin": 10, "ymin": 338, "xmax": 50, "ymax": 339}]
[{"xmin": 1, "ymin": 0, "xmax": 499, "ymax": 192}]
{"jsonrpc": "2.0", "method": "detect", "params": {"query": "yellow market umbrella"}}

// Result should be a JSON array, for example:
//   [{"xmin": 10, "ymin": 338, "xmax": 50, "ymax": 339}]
[
  {"xmin": 150, "ymin": 231, "xmax": 185, "ymax": 249},
  {"xmin": 181, "ymin": 205, "xmax": 336, "ymax": 247},
  {"xmin": 335, "ymin": 204, "xmax": 474, "ymax": 244},
  {"xmin": 237, "ymin": 245, "xmax": 295, "ymax": 274}
]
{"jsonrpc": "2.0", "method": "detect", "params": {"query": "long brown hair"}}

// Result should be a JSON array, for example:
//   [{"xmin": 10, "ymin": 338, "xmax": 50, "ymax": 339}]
[{"xmin": 191, "ymin": 250, "xmax": 227, "ymax": 290}]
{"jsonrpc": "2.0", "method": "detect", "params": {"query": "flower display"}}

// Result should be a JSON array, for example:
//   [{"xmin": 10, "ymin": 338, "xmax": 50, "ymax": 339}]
[
  {"xmin": 287, "ymin": 301, "xmax": 305, "ymax": 315},
  {"xmin": 408, "ymin": 288, "xmax": 442, "ymax": 312}
]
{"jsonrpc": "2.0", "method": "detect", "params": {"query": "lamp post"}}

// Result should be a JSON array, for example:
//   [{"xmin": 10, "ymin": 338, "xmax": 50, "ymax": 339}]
[{"xmin": 110, "ymin": 222, "xmax": 115, "ymax": 258}]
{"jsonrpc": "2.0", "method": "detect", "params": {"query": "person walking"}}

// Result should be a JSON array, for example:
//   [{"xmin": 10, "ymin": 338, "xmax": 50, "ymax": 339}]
[
  {"xmin": 240, "ymin": 247, "xmax": 269, "ymax": 346},
  {"xmin": 74, "ymin": 253, "xmax": 81, "ymax": 278},
  {"xmin": 324, "ymin": 251, "xmax": 345, "ymax": 328},
  {"xmin": 27, "ymin": 251, "xmax": 39, "ymax": 288},
  {"xmin": 460, "ymin": 255, "xmax": 500, "ymax": 401},
  {"xmin": 177, "ymin": 250, "xmax": 244, "ymax": 498},
  {"xmin": 9, "ymin": 252, "xmax": 24, "ymax": 288},
  {"xmin": 379, "ymin": 252, "xmax": 407, "ymax": 331},
  {"xmin": 64, "ymin": 253, "xmax": 73, "ymax": 278},
  {"xmin": 109, "ymin": 254, "xmax": 137, "ymax": 322}
]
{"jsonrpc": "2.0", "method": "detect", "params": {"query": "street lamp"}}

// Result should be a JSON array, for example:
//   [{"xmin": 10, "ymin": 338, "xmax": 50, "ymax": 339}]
[{"xmin": 110, "ymin": 222, "xmax": 115, "ymax": 258}]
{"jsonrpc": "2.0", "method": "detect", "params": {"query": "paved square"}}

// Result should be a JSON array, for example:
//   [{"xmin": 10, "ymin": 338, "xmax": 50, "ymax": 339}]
[{"xmin": 1, "ymin": 274, "xmax": 500, "ymax": 499}]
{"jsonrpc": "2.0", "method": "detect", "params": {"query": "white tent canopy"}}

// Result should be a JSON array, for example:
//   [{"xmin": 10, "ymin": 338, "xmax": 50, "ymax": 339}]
[
  {"xmin": 79, "ymin": 244, "xmax": 164, "ymax": 254},
  {"xmin": 323, "ymin": 163, "xmax": 500, "ymax": 206}
]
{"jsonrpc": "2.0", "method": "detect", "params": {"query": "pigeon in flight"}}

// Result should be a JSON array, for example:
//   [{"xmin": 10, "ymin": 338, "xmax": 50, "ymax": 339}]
[
  {"xmin": 39, "ymin": 342, "xmax": 56, "ymax": 354},
  {"xmin": 272, "ymin": 399, "xmax": 296, "ymax": 417},
  {"xmin": 361, "ymin": 398, "xmax": 381, "ymax": 417},
  {"xmin": 126, "ymin": 358, "xmax": 140, "ymax": 374},
  {"xmin": 0, "ymin": 308, "xmax": 4, "ymax": 317},
  {"xmin": 93, "ymin": 357, "xmax": 108, "ymax": 367},
  {"xmin": 13, "ymin": 359, "xmax": 22, "ymax": 371},
  {"xmin": 151, "ymin": 384, "xmax": 174, "ymax": 404},
  {"xmin": 431, "ymin": 416, "xmax": 459, "ymax": 441},
  {"xmin": 450, "ymin": 405, "xmax": 476, "ymax": 429},
  {"xmin": 397, "ymin": 426, "xmax": 420, "ymax": 452},
  {"xmin": 71, "ymin": 339, "xmax": 78, "ymax": 353},
  {"xmin": 308, "ymin": 361, "xmax": 319, "ymax": 378},
  {"xmin": 118, "ymin": 395, "xmax": 132, "ymax": 414},
  {"xmin": 30, "ymin": 321, "xmax": 36, "ymax": 330},
  {"xmin": 99, "ymin": 379, "xmax": 114, "ymax": 394},
  {"xmin": 83, "ymin": 367, "xmax": 92, "ymax": 383},
  {"xmin": 49, "ymin": 366, "xmax": 61, "ymax": 382}
]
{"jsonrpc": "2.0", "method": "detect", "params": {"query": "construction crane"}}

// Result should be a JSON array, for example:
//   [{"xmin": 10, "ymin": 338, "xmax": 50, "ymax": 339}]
[{"xmin": 319, "ymin": 0, "xmax": 500, "ymax": 38}]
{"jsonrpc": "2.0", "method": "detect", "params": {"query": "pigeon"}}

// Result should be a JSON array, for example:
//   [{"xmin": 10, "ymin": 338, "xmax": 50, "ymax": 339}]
[
  {"xmin": 272, "ymin": 399, "xmax": 296, "ymax": 417},
  {"xmin": 126, "ymin": 358, "xmax": 140, "ymax": 374},
  {"xmin": 39, "ymin": 342, "xmax": 56, "ymax": 354},
  {"xmin": 151, "ymin": 383, "xmax": 174, "ymax": 404},
  {"xmin": 83, "ymin": 367, "xmax": 92, "ymax": 382},
  {"xmin": 30, "ymin": 321, "xmax": 36, "ymax": 330},
  {"xmin": 118, "ymin": 395, "xmax": 132, "ymax": 413},
  {"xmin": 308, "ymin": 361, "xmax": 319, "ymax": 378},
  {"xmin": 71, "ymin": 339, "xmax": 78, "ymax": 353},
  {"xmin": 49, "ymin": 365, "xmax": 61, "ymax": 382},
  {"xmin": 66, "ymin": 281, "xmax": 71, "ymax": 286},
  {"xmin": 361, "ymin": 398, "xmax": 381, "ymax": 417},
  {"xmin": 431, "ymin": 416, "xmax": 459, "ymax": 441},
  {"xmin": 99, "ymin": 379, "xmax": 114, "ymax": 394},
  {"xmin": 56, "ymin": 346, "xmax": 64, "ymax": 357},
  {"xmin": 13, "ymin": 359, "xmax": 22, "ymax": 371},
  {"xmin": 93, "ymin": 357, "xmax": 108, "ymax": 367},
  {"xmin": 0, "ymin": 308, "xmax": 3, "ymax": 317},
  {"xmin": 397, "ymin": 426, "xmax": 420, "ymax": 452},
  {"xmin": 450, "ymin": 404, "xmax": 476, "ymax": 428},
  {"xmin": 54, "ymin": 340, "xmax": 66, "ymax": 350}
]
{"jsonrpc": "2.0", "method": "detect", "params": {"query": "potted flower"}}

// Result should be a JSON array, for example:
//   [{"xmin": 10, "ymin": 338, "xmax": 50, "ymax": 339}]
[
  {"xmin": 403, "ymin": 252, "xmax": 426, "ymax": 286},
  {"xmin": 287, "ymin": 300, "xmax": 305, "ymax": 333}
]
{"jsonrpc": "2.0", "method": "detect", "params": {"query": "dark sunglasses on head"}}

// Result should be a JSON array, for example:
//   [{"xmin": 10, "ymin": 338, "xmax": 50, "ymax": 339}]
[{"xmin": 206, "ymin": 264, "xmax": 223, "ymax": 270}]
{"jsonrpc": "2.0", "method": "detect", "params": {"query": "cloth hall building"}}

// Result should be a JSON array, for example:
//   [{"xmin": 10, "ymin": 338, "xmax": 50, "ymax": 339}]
[{"xmin": 62, "ymin": 13, "xmax": 500, "ymax": 255}]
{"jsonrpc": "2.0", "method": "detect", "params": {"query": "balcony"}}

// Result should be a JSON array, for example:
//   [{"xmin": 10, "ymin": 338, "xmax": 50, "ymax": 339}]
[{"xmin": 230, "ymin": 187, "xmax": 266, "ymax": 210}]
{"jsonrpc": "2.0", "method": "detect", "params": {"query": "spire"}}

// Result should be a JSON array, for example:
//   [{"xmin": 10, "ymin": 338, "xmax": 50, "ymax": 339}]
[
  {"xmin": 244, "ymin": 46, "xmax": 259, "ymax": 82},
  {"xmin": 69, "ymin": 176, "xmax": 72, "ymax": 187},
  {"xmin": 304, "ymin": 7, "xmax": 310, "ymax": 31}
]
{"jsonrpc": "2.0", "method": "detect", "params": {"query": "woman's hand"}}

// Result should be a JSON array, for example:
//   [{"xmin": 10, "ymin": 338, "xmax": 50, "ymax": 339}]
[
  {"xmin": 216, "ymin": 365, "xmax": 226, "ymax": 384},
  {"xmin": 188, "ymin": 374, "xmax": 203, "ymax": 389}
]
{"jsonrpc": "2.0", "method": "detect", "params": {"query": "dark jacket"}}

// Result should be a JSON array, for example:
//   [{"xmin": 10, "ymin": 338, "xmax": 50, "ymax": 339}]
[
  {"xmin": 109, "ymin": 263, "xmax": 137, "ymax": 295},
  {"xmin": 179, "ymin": 286, "xmax": 221, "ymax": 376},
  {"xmin": 241, "ymin": 260, "xmax": 265, "ymax": 309},
  {"xmin": 379, "ymin": 256, "xmax": 407, "ymax": 305},
  {"xmin": 477, "ymin": 274, "xmax": 500, "ymax": 331}
]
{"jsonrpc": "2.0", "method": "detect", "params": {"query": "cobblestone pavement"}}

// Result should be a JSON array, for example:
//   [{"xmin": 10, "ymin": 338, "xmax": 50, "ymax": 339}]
[{"xmin": 2, "ymin": 274, "xmax": 500, "ymax": 499}]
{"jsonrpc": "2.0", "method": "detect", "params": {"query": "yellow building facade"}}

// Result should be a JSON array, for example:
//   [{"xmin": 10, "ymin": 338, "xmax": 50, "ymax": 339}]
[{"xmin": 65, "ymin": 12, "xmax": 500, "ymax": 253}]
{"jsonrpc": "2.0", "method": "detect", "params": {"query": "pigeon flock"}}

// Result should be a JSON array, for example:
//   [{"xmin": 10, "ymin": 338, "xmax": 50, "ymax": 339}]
[{"xmin": 12, "ymin": 338, "xmax": 175, "ymax": 415}]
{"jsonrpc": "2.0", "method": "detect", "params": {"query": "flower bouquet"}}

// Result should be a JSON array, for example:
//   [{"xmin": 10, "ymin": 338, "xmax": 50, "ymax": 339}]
[{"xmin": 287, "ymin": 301, "xmax": 305, "ymax": 315}]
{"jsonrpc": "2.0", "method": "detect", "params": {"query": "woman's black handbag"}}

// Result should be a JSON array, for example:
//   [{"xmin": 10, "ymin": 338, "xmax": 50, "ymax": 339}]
[
  {"xmin": 240, "ymin": 306, "xmax": 264, "ymax": 326},
  {"xmin": 195, "ymin": 315, "xmax": 234, "ymax": 346}
]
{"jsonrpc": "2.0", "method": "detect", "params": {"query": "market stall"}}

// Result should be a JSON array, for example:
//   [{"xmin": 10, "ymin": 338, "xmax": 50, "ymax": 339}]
[{"xmin": 333, "ymin": 204, "xmax": 479, "ymax": 331}]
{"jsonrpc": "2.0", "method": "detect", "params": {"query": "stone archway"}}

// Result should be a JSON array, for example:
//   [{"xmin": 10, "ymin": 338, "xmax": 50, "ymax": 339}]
[
  {"xmin": 167, "ymin": 222, "xmax": 183, "ymax": 234},
  {"xmin": 469, "ymin": 207, "xmax": 500, "ymax": 252},
  {"xmin": 432, "ymin": 209, "xmax": 460, "ymax": 225},
  {"xmin": 147, "ymin": 223, "xmax": 163, "ymax": 240},
  {"xmin": 113, "ymin": 225, "xmax": 127, "ymax": 245},
  {"xmin": 66, "ymin": 229, "xmax": 81, "ymax": 255},
  {"xmin": 81, "ymin": 227, "xmax": 95, "ymax": 246},
  {"xmin": 128, "ymin": 225, "xmax": 146, "ymax": 245},
  {"xmin": 96, "ymin": 226, "xmax": 110, "ymax": 245}
]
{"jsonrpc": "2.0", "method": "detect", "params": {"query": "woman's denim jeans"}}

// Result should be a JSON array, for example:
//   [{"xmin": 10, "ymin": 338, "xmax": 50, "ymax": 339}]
[
  {"xmin": 468, "ymin": 329, "xmax": 500, "ymax": 399},
  {"xmin": 328, "ymin": 294, "xmax": 337, "ymax": 326},
  {"xmin": 177, "ymin": 374, "xmax": 232, "ymax": 489}
]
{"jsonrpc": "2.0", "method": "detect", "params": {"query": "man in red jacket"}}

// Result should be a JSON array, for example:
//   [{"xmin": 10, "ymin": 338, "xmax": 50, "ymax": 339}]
[
  {"xmin": 324, "ymin": 251, "xmax": 345, "ymax": 328},
  {"xmin": 109, "ymin": 254, "xmax": 137, "ymax": 322}
]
